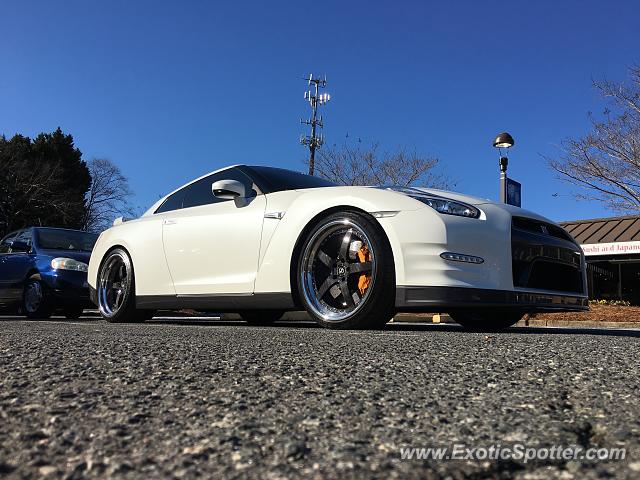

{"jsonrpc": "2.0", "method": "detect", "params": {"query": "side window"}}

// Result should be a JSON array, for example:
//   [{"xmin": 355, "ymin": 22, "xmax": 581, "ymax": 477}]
[
  {"xmin": 15, "ymin": 230, "xmax": 32, "ymax": 247},
  {"xmin": 0, "ymin": 232, "xmax": 16, "ymax": 254},
  {"xmin": 155, "ymin": 189, "xmax": 185, "ymax": 214},
  {"xmin": 182, "ymin": 168, "xmax": 256, "ymax": 209}
]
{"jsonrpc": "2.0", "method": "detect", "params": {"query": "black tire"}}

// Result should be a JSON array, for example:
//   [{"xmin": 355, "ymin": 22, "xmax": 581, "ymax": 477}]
[
  {"xmin": 295, "ymin": 210, "xmax": 395, "ymax": 329},
  {"xmin": 449, "ymin": 310, "xmax": 524, "ymax": 331},
  {"xmin": 63, "ymin": 306, "xmax": 85, "ymax": 319},
  {"xmin": 96, "ymin": 248, "xmax": 145, "ymax": 323},
  {"xmin": 239, "ymin": 310, "xmax": 284, "ymax": 325},
  {"xmin": 23, "ymin": 279, "xmax": 53, "ymax": 319}
]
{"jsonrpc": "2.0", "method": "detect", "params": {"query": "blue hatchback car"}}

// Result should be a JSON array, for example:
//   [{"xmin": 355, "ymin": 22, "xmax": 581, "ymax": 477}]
[{"xmin": 0, "ymin": 227, "xmax": 99, "ymax": 319}]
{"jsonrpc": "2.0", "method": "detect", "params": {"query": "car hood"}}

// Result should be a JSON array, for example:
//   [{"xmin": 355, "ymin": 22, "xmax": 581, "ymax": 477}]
[
  {"xmin": 402, "ymin": 187, "xmax": 494, "ymax": 206},
  {"xmin": 38, "ymin": 249, "xmax": 92, "ymax": 264},
  {"xmin": 386, "ymin": 186, "xmax": 558, "ymax": 225}
]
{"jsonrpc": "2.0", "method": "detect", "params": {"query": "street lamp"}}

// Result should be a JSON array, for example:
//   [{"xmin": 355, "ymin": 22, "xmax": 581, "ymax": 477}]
[{"xmin": 492, "ymin": 132, "xmax": 515, "ymax": 204}]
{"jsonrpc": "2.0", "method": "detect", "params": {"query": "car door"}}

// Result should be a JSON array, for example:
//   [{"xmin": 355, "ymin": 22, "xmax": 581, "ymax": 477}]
[
  {"xmin": 0, "ymin": 232, "xmax": 17, "ymax": 301},
  {"xmin": 161, "ymin": 167, "xmax": 267, "ymax": 295},
  {"xmin": 0, "ymin": 230, "xmax": 33, "ymax": 302}
]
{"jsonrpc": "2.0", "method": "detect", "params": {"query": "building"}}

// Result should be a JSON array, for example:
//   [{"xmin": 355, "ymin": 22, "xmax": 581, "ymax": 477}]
[{"xmin": 561, "ymin": 215, "xmax": 640, "ymax": 304}]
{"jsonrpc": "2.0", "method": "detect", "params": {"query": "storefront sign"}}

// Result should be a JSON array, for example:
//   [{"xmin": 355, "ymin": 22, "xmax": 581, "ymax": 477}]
[{"xmin": 581, "ymin": 241, "xmax": 640, "ymax": 256}]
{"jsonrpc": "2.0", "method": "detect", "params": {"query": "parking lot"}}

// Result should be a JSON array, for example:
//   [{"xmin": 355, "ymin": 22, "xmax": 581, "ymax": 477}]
[{"xmin": 0, "ymin": 316, "xmax": 638, "ymax": 479}]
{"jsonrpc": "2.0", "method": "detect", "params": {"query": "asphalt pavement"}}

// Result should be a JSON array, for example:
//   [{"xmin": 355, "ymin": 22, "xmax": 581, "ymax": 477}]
[{"xmin": 1, "ymin": 316, "xmax": 639, "ymax": 479}]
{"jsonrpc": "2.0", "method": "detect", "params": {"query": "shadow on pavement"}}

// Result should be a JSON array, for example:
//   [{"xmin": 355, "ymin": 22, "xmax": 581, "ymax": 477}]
[
  {"xmin": 3, "ymin": 315, "xmax": 639, "ymax": 338},
  {"xmin": 147, "ymin": 318, "xmax": 640, "ymax": 338},
  {"xmin": 386, "ymin": 321, "xmax": 640, "ymax": 338}
]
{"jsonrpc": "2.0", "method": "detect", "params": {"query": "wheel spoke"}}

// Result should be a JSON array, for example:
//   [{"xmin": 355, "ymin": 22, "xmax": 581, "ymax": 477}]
[
  {"xmin": 339, "ymin": 280, "xmax": 354, "ymax": 307},
  {"xmin": 339, "ymin": 229, "xmax": 352, "ymax": 259},
  {"xmin": 349, "ymin": 262, "xmax": 372, "ymax": 274},
  {"xmin": 115, "ymin": 289, "xmax": 123, "ymax": 308},
  {"xmin": 317, "ymin": 250, "xmax": 333, "ymax": 267},
  {"xmin": 316, "ymin": 275, "xmax": 337, "ymax": 299},
  {"xmin": 352, "ymin": 290, "xmax": 361, "ymax": 305}
]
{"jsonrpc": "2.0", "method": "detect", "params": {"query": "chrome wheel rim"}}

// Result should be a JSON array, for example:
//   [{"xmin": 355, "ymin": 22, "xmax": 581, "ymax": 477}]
[
  {"xmin": 98, "ymin": 252, "xmax": 130, "ymax": 318},
  {"xmin": 24, "ymin": 282, "xmax": 43, "ymax": 313},
  {"xmin": 301, "ymin": 219, "xmax": 376, "ymax": 322}
]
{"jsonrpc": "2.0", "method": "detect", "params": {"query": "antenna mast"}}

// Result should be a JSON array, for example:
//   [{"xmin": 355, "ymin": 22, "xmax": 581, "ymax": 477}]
[{"xmin": 300, "ymin": 74, "xmax": 330, "ymax": 176}]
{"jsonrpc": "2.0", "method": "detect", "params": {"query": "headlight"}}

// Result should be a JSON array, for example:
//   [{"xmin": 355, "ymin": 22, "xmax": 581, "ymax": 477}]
[
  {"xmin": 51, "ymin": 257, "xmax": 89, "ymax": 272},
  {"xmin": 411, "ymin": 195, "xmax": 480, "ymax": 218}
]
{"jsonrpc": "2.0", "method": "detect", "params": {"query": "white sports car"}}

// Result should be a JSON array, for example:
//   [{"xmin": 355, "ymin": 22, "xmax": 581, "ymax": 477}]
[{"xmin": 88, "ymin": 165, "xmax": 588, "ymax": 330}]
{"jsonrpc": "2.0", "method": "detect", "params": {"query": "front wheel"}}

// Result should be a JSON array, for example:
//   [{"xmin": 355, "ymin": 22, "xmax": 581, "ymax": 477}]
[
  {"xmin": 97, "ymin": 248, "xmax": 145, "ymax": 323},
  {"xmin": 296, "ymin": 211, "xmax": 395, "ymax": 329},
  {"xmin": 449, "ymin": 310, "xmax": 524, "ymax": 331},
  {"xmin": 23, "ymin": 279, "xmax": 53, "ymax": 319}
]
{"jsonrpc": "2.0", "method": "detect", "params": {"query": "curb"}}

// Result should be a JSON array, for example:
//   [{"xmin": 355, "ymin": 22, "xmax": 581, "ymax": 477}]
[{"xmin": 517, "ymin": 318, "xmax": 640, "ymax": 329}]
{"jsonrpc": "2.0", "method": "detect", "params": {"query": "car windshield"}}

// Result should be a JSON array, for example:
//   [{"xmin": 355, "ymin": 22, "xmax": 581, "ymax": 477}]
[
  {"xmin": 246, "ymin": 166, "xmax": 337, "ymax": 192},
  {"xmin": 36, "ymin": 229, "xmax": 99, "ymax": 252}
]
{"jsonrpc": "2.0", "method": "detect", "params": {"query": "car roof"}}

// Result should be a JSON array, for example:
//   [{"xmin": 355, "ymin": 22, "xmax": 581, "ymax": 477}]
[{"xmin": 32, "ymin": 227, "xmax": 96, "ymax": 233}]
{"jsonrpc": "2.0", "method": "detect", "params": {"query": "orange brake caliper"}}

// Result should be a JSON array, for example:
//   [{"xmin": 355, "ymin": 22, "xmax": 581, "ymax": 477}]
[{"xmin": 357, "ymin": 245, "xmax": 372, "ymax": 295}]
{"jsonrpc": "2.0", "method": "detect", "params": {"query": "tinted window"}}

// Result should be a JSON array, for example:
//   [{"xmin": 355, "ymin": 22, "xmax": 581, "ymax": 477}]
[
  {"xmin": 155, "ymin": 190, "xmax": 185, "ymax": 214},
  {"xmin": 182, "ymin": 168, "xmax": 256, "ymax": 209},
  {"xmin": 36, "ymin": 229, "xmax": 99, "ymax": 252},
  {"xmin": 15, "ymin": 229, "xmax": 33, "ymax": 247},
  {"xmin": 0, "ymin": 232, "xmax": 17, "ymax": 254},
  {"xmin": 245, "ymin": 166, "xmax": 336, "ymax": 193}
]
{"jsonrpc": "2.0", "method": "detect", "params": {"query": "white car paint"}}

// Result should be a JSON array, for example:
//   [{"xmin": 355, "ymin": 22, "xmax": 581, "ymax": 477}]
[{"xmin": 88, "ymin": 165, "xmax": 587, "ymax": 311}]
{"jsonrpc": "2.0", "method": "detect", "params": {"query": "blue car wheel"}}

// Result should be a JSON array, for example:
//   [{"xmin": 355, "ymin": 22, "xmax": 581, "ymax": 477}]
[{"xmin": 23, "ymin": 279, "xmax": 53, "ymax": 319}]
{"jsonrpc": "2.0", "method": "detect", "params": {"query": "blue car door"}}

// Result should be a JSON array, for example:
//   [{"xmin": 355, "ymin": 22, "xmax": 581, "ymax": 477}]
[
  {"xmin": 0, "ymin": 232, "xmax": 18, "ymax": 301},
  {"xmin": 0, "ymin": 230, "xmax": 33, "ymax": 302}
]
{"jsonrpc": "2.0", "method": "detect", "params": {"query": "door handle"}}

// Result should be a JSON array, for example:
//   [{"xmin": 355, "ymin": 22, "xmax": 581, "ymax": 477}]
[{"xmin": 163, "ymin": 219, "xmax": 177, "ymax": 225}]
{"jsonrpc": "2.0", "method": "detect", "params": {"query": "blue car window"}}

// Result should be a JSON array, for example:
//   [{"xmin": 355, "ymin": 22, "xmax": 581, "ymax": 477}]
[
  {"xmin": 35, "ymin": 229, "xmax": 98, "ymax": 252},
  {"xmin": 0, "ymin": 232, "xmax": 18, "ymax": 254},
  {"xmin": 15, "ymin": 230, "xmax": 33, "ymax": 247}
]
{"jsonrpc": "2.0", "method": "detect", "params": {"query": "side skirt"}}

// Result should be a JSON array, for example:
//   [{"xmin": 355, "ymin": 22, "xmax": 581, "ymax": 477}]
[{"xmin": 136, "ymin": 292, "xmax": 295, "ymax": 311}]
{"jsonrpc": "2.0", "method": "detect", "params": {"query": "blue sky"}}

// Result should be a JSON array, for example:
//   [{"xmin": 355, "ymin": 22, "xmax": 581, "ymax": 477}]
[{"xmin": 1, "ymin": 0, "xmax": 638, "ymax": 221}]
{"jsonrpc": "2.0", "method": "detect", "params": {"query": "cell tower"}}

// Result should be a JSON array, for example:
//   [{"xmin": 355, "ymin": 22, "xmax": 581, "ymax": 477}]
[{"xmin": 300, "ymin": 74, "xmax": 331, "ymax": 176}]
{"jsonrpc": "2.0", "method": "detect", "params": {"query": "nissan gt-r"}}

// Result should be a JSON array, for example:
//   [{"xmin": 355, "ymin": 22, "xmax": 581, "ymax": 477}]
[{"xmin": 87, "ymin": 165, "xmax": 588, "ymax": 329}]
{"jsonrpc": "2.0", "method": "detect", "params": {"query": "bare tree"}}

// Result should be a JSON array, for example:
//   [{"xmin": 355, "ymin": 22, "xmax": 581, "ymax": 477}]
[
  {"xmin": 82, "ymin": 158, "xmax": 134, "ymax": 232},
  {"xmin": 314, "ymin": 141, "xmax": 454, "ymax": 188},
  {"xmin": 548, "ymin": 66, "xmax": 640, "ymax": 212}
]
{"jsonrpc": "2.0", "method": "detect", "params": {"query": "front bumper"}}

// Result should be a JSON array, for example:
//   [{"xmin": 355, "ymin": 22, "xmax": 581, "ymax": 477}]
[
  {"xmin": 41, "ymin": 270, "xmax": 92, "ymax": 307},
  {"xmin": 395, "ymin": 286, "xmax": 589, "ymax": 312}
]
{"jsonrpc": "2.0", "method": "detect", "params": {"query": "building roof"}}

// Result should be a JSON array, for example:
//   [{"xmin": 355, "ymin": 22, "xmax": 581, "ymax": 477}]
[{"xmin": 560, "ymin": 215, "xmax": 640, "ymax": 244}]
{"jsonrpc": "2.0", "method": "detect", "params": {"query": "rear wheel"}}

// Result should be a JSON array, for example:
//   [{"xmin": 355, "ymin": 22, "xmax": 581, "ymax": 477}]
[
  {"xmin": 239, "ymin": 310, "xmax": 284, "ymax": 325},
  {"xmin": 449, "ymin": 310, "xmax": 524, "ymax": 331},
  {"xmin": 23, "ymin": 279, "xmax": 53, "ymax": 319},
  {"xmin": 97, "ymin": 248, "xmax": 145, "ymax": 323},
  {"xmin": 296, "ymin": 211, "xmax": 395, "ymax": 329}
]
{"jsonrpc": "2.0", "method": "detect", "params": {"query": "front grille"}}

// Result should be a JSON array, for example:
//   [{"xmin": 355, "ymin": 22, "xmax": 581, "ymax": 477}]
[
  {"xmin": 512, "ymin": 218, "xmax": 584, "ymax": 294},
  {"xmin": 512, "ymin": 216, "xmax": 575, "ymax": 242}
]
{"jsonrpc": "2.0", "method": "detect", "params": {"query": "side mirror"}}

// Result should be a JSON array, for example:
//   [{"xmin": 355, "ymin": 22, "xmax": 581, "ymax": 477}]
[
  {"xmin": 8, "ymin": 240, "xmax": 30, "ymax": 253},
  {"xmin": 212, "ymin": 179, "xmax": 247, "ymax": 200}
]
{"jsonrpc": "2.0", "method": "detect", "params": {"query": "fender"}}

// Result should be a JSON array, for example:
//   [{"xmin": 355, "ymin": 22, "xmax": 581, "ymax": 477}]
[{"xmin": 253, "ymin": 186, "xmax": 433, "ymax": 294}]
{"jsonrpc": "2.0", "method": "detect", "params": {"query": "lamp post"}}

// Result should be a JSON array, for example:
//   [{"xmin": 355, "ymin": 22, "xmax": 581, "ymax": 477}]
[{"xmin": 492, "ymin": 132, "xmax": 515, "ymax": 204}]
